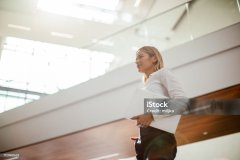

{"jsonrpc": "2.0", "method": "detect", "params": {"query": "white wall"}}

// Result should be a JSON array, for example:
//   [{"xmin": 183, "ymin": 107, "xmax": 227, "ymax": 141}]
[{"xmin": 0, "ymin": 23, "xmax": 240, "ymax": 152}]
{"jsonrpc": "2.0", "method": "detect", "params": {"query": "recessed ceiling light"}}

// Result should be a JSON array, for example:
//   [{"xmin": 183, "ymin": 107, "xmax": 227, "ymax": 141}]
[
  {"xmin": 92, "ymin": 39, "xmax": 114, "ymax": 46},
  {"xmin": 203, "ymin": 131, "xmax": 208, "ymax": 135},
  {"xmin": 50, "ymin": 32, "xmax": 73, "ymax": 39},
  {"xmin": 7, "ymin": 24, "xmax": 31, "ymax": 31},
  {"xmin": 37, "ymin": 0, "xmax": 118, "ymax": 24}
]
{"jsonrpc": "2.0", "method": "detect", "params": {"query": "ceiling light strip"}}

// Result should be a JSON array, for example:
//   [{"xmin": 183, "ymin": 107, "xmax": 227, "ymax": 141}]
[
  {"xmin": 50, "ymin": 32, "xmax": 73, "ymax": 39},
  {"xmin": 7, "ymin": 24, "xmax": 31, "ymax": 31}
]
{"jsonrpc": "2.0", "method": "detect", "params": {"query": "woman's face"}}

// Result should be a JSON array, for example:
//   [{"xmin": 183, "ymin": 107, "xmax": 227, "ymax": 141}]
[{"xmin": 135, "ymin": 51, "xmax": 156, "ymax": 73}]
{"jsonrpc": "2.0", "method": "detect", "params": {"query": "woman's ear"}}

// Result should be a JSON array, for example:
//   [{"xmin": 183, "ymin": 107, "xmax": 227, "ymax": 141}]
[{"xmin": 152, "ymin": 56, "xmax": 158, "ymax": 63}]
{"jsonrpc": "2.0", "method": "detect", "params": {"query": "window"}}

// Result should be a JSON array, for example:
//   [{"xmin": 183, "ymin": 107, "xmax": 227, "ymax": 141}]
[{"xmin": 0, "ymin": 37, "xmax": 114, "ymax": 113}]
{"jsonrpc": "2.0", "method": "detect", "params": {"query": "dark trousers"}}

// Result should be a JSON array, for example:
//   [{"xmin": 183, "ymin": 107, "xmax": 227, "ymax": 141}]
[{"xmin": 135, "ymin": 127, "xmax": 177, "ymax": 160}]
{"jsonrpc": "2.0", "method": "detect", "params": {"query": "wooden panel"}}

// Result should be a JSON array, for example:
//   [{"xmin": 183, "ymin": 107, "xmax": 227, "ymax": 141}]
[
  {"xmin": 5, "ymin": 120, "xmax": 139, "ymax": 160},
  {"xmin": 176, "ymin": 115, "xmax": 240, "ymax": 145},
  {"xmin": 196, "ymin": 84, "xmax": 240, "ymax": 99},
  {"xmin": 4, "ymin": 84, "xmax": 240, "ymax": 160},
  {"xmin": 176, "ymin": 84, "xmax": 240, "ymax": 145}
]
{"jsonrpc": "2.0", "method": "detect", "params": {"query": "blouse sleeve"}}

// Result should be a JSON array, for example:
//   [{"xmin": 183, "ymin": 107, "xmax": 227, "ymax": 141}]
[
  {"xmin": 152, "ymin": 68, "xmax": 188, "ymax": 121},
  {"xmin": 159, "ymin": 68, "xmax": 186, "ymax": 98}
]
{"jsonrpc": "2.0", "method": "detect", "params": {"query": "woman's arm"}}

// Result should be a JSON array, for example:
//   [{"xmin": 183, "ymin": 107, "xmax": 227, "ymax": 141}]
[
  {"xmin": 159, "ymin": 68, "xmax": 186, "ymax": 98},
  {"xmin": 152, "ymin": 68, "xmax": 188, "ymax": 121}
]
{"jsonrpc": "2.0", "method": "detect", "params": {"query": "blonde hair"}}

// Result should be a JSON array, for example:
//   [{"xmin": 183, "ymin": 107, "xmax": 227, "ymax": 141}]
[{"xmin": 137, "ymin": 46, "xmax": 164, "ymax": 82}]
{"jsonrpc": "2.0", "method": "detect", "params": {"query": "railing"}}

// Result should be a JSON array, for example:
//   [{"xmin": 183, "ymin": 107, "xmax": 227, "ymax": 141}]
[{"xmin": 84, "ymin": 0, "xmax": 240, "ymax": 71}]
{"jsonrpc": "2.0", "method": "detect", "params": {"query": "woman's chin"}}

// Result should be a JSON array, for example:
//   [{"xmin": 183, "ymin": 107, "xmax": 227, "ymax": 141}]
[{"xmin": 137, "ymin": 68, "xmax": 143, "ymax": 72}]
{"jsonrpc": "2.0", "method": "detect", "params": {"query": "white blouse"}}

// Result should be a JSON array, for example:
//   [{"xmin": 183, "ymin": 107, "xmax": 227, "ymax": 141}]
[{"xmin": 141, "ymin": 67, "xmax": 187, "ymax": 133}]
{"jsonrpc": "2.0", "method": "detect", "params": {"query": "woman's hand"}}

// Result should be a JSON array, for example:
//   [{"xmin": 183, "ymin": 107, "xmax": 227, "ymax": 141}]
[{"xmin": 131, "ymin": 113, "xmax": 154, "ymax": 128}]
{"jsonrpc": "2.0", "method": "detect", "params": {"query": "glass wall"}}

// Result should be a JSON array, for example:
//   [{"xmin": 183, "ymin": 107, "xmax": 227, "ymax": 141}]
[{"xmin": 87, "ymin": 0, "xmax": 240, "ymax": 71}]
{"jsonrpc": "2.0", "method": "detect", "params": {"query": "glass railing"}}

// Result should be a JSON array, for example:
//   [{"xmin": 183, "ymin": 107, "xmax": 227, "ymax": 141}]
[{"xmin": 85, "ymin": 0, "xmax": 240, "ymax": 71}]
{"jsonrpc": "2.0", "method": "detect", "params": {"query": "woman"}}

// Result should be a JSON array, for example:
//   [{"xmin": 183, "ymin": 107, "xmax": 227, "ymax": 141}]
[{"xmin": 131, "ymin": 46, "xmax": 187, "ymax": 160}]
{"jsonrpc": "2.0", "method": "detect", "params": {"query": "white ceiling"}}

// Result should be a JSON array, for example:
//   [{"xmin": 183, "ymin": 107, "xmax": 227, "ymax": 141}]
[
  {"xmin": 0, "ymin": 0, "xmax": 191, "ymax": 48},
  {"xmin": 0, "ymin": 0, "xmax": 156, "ymax": 48},
  {"xmin": 1, "ymin": 0, "xmax": 239, "ymax": 81}
]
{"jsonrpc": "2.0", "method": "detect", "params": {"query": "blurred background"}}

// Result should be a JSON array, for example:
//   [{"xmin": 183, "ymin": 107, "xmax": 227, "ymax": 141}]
[{"xmin": 0, "ymin": 0, "xmax": 240, "ymax": 159}]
